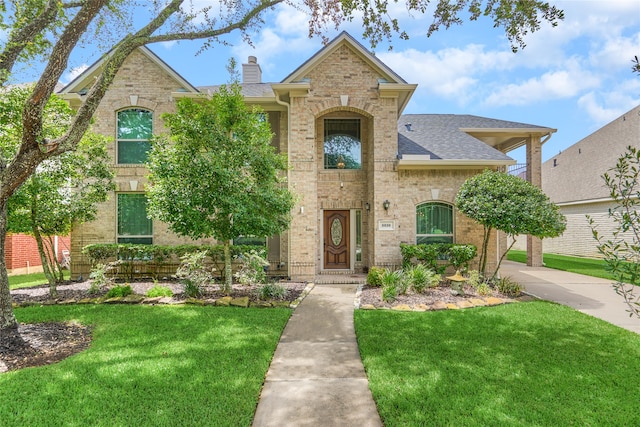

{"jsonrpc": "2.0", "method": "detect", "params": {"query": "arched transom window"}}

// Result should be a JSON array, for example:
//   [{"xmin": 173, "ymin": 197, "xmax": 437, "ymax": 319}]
[
  {"xmin": 416, "ymin": 202, "xmax": 453, "ymax": 244},
  {"xmin": 117, "ymin": 108, "xmax": 152, "ymax": 164},
  {"xmin": 324, "ymin": 118, "xmax": 361, "ymax": 169}
]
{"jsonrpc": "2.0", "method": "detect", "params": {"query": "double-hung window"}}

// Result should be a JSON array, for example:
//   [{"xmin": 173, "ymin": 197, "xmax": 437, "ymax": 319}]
[
  {"xmin": 117, "ymin": 194, "xmax": 152, "ymax": 244},
  {"xmin": 416, "ymin": 202, "xmax": 453, "ymax": 244},
  {"xmin": 117, "ymin": 109, "xmax": 152, "ymax": 164}
]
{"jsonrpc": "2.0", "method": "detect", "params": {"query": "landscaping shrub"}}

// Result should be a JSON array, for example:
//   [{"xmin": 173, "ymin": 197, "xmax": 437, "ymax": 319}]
[
  {"xmin": 405, "ymin": 264, "xmax": 441, "ymax": 293},
  {"xmin": 381, "ymin": 269, "xmax": 403, "ymax": 301},
  {"xmin": 367, "ymin": 266, "xmax": 385, "ymax": 287},
  {"xmin": 465, "ymin": 270, "xmax": 484, "ymax": 289},
  {"xmin": 494, "ymin": 276, "xmax": 523, "ymax": 297},
  {"xmin": 88, "ymin": 263, "xmax": 114, "ymax": 295},
  {"xmin": 234, "ymin": 250, "xmax": 269, "ymax": 286},
  {"xmin": 400, "ymin": 243, "xmax": 477, "ymax": 273},
  {"xmin": 175, "ymin": 251, "xmax": 215, "ymax": 297},
  {"xmin": 476, "ymin": 282, "xmax": 492, "ymax": 296},
  {"xmin": 146, "ymin": 285, "xmax": 173, "ymax": 298},
  {"xmin": 256, "ymin": 282, "xmax": 289, "ymax": 301},
  {"xmin": 105, "ymin": 285, "xmax": 133, "ymax": 298}
]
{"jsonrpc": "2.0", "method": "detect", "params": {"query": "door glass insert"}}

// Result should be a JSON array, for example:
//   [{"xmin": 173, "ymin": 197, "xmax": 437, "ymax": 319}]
[{"xmin": 331, "ymin": 218, "xmax": 343, "ymax": 245}]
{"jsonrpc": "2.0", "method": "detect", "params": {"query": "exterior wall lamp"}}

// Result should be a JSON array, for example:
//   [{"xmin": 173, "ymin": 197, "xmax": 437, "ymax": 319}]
[
  {"xmin": 365, "ymin": 202, "xmax": 370, "ymax": 211},
  {"xmin": 383, "ymin": 200, "xmax": 390, "ymax": 211}
]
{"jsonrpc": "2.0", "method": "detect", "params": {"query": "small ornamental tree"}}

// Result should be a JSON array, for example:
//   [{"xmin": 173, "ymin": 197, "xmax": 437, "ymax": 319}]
[
  {"xmin": 146, "ymin": 82, "xmax": 295, "ymax": 293},
  {"xmin": 3, "ymin": 86, "xmax": 114, "ymax": 298},
  {"xmin": 456, "ymin": 169, "xmax": 566, "ymax": 277},
  {"xmin": 589, "ymin": 146, "xmax": 640, "ymax": 318}
]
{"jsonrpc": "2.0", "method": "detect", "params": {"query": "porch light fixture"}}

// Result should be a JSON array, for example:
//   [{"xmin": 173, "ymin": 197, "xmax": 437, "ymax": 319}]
[
  {"xmin": 383, "ymin": 200, "xmax": 390, "ymax": 211},
  {"xmin": 365, "ymin": 202, "xmax": 370, "ymax": 211}
]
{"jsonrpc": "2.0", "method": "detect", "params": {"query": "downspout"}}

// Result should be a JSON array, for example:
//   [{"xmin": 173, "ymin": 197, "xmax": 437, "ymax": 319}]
[{"xmin": 275, "ymin": 90, "xmax": 292, "ymax": 279}]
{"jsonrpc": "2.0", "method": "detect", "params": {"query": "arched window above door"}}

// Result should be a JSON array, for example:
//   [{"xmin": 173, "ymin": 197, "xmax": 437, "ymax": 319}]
[{"xmin": 323, "ymin": 118, "xmax": 361, "ymax": 169}]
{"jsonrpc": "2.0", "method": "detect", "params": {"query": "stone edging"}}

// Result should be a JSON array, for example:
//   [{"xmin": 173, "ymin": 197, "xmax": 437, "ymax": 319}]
[
  {"xmin": 12, "ymin": 282, "xmax": 317, "ymax": 310},
  {"xmin": 354, "ymin": 284, "xmax": 516, "ymax": 311}
]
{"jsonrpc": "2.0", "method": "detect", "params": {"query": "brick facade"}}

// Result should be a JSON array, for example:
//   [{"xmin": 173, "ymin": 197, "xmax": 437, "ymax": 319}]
[
  {"xmin": 65, "ymin": 35, "xmax": 522, "ymax": 280},
  {"xmin": 6, "ymin": 233, "xmax": 70, "ymax": 275}
]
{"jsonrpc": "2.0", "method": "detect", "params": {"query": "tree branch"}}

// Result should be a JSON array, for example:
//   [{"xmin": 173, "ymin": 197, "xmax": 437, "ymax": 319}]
[{"xmin": 0, "ymin": 0, "xmax": 60, "ymax": 86}]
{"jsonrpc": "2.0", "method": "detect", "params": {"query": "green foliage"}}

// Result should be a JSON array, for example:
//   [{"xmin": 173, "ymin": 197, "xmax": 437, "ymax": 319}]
[
  {"xmin": 456, "ymin": 169, "xmax": 566, "ymax": 275},
  {"xmin": 381, "ymin": 269, "xmax": 403, "ymax": 301},
  {"xmin": 3, "ymin": 86, "xmax": 114, "ymax": 293},
  {"xmin": 590, "ymin": 145, "xmax": 640, "ymax": 318},
  {"xmin": 89, "ymin": 263, "xmax": 114, "ymax": 295},
  {"xmin": 105, "ymin": 285, "xmax": 133, "ymax": 298},
  {"xmin": 234, "ymin": 250, "xmax": 269, "ymax": 286},
  {"xmin": 82, "ymin": 243, "xmax": 266, "ymax": 279},
  {"xmin": 366, "ymin": 266, "xmax": 385, "ymax": 287},
  {"xmin": 405, "ymin": 264, "xmax": 441, "ymax": 293},
  {"xmin": 400, "ymin": 243, "xmax": 477, "ymax": 273},
  {"xmin": 146, "ymin": 285, "xmax": 173, "ymax": 298},
  {"xmin": 147, "ymin": 82, "xmax": 295, "ymax": 292},
  {"xmin": 256, "ymin": 283, "xmax": 289, "ymax": 301},
  {"xmin": 175, "ymin": 251, "xmax": 214, "ymax": 298},
  {"xmin": 494, "ymin": 276, "xmax": 523, "ymax": 297},
  {"xmin": 465, "ymin": 270, "xmax": 484, "ymax": 289},
  {"xmin": 476, "ymin": 282, "xmax": 492, "ymax": 296}
]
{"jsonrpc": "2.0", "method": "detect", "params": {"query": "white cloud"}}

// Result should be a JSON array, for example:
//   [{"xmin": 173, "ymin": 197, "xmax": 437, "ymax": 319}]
[
  {"xmin": 62, "ymin": 64, "xmax": 89, "ymax": 84},
  {"xmin": 160, "ymin": 40, "xmax": 177, "ymax": 49},
  {"xmin": 577, "ymin": 78, "xmax": 640, "ymax": 124}
]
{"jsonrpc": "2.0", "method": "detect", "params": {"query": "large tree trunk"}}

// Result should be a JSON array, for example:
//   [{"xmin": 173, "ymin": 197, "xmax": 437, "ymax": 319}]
[{"xmin": 0, "ymin": 203, "xmax": 18, "ymax": 330}]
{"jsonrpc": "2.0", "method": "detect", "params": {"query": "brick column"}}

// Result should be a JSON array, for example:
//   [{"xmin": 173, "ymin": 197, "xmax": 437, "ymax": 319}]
[{"xmin": 526, "ymin": 135, "xmax": 543, "ymax": 267}]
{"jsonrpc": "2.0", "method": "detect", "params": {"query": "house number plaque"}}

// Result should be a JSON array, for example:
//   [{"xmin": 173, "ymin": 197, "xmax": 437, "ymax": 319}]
[{"xmin": 378, "ymin": 220, "xmax": 395, "ymax": 231}]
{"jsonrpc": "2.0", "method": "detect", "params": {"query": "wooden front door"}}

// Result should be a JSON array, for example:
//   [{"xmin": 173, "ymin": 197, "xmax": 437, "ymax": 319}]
[{"xmin": 324, "ymin": 210, "xmax": 350, "ymax": 269}]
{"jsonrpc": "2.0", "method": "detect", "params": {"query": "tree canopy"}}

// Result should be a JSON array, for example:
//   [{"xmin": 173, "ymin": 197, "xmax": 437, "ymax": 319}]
[
  {"xmin": 456, "ymin": 169, "xmax": 566, "ymax": 276},
  {"xmin": 0, "ymin": 0, "xmax": 564, "ymax": 330},
  {"xmin": 147, "ymin": 83, "xmax": 295, "ymax": 292}
]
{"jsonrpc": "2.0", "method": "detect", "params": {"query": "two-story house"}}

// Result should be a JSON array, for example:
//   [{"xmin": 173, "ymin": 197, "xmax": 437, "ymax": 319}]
[{"xmin": 61, "ymin": 32, "xmax": 554, "ymax": 281}]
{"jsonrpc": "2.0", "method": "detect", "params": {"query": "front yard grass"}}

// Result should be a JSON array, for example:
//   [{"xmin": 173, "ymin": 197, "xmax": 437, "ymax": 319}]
[
  {"xmin": 507, "ymin": 250, "xmax": 615, "ymax": 281},
  {"xmin": 355, "ymin": 301, "xmax": 640, "ymax": 426},
  {"xmin": 1, "ymin": 305, "xmax": 291, "ymax": 427},
  {"xmin": 9, "ymin": 271, "xmax": 70, "ymax": 290}
]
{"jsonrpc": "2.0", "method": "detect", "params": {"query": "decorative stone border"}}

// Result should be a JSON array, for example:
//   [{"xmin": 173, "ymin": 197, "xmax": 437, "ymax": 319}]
[
  {"xmin": 354, "ymin": 284, "xmax": 516, "ymax": 311},
  {"xmin": 12, "ymin": 282, "xmax": 317, "ymax": 310}
]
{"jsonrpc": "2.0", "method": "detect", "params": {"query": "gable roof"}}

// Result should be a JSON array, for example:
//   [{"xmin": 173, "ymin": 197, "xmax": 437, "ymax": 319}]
[
  {"xmin": 397, "ymin": 114, "xmax": 554, "ymax": 168},
  {"xmin": 282, "ymin": 31, "xmax": 407, "ymax": 85},
  {"xmin": 58, "ymin": 46, "xmax": 199, "ymax": 106}
]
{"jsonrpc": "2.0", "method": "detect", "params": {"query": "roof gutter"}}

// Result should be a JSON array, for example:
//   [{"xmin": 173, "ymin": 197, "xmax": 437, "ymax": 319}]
[{"xmin": 397, "ymin": 158, "xmax": 516, "ymax": 170}]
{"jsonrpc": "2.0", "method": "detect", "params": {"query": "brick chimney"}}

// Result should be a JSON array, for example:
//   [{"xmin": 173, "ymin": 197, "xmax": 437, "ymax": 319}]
[{"xmin": 242, "ymin": 56, "xmax": 262, "ymax": 84}]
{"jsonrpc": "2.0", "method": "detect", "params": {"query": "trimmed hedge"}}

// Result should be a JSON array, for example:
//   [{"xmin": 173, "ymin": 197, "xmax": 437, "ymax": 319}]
[
  {"xmin": 82, "ymin": 243, "xmax": 266, "ymax": 280},
  {"xmin": 400, "ymin": 243, "xmax": 477, "ymax": 273}
]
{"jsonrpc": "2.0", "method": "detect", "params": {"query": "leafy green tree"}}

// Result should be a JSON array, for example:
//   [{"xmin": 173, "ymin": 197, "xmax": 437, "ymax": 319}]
[
  {"xmin": 147, "ymin": 83, "xmax": 295, "ymax": 293},
  {"xmin": 0, "ymin": 0, "xmax": 563, "ymax": 330},
  {"xmin": 2, "ymin": 86, "xmax": 114, "ymax": 299},
  {"xmin": 456, "ymin": 169, "xmax": 566, "ymax": 276},
  {"xmin": 589, "ymin": 146, "xmax": 640, "ymax": 318}
]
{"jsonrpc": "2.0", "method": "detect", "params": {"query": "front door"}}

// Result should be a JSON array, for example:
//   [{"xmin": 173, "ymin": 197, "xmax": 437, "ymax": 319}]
[{"xmin": 324, "ymin": 210, "xmax": 350, "ymax": 269}]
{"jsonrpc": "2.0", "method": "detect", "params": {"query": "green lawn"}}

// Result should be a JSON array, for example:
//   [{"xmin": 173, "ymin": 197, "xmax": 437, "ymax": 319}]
[
  {"xmin": 507, "ymin": 250, "xmax": 615, "ymax": 281},
  {"xmin": 8, "ymin": 271, "xmax": 70, "ymax": 290},
  {"xmin": 1, "ymin": 305, "xmax": 291, "ymax": 427},
  {"xmin": 355, "ymin": 302, "xmax": 640, "ymax": 426}
]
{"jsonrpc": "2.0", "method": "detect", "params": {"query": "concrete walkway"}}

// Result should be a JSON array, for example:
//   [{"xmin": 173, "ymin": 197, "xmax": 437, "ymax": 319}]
[
  {"xmin": 500, "ymin": 260, "xmax": 640, "ymax": 334},
  {"xmin": 252, "ymin": 284, "xmax": 382, "ymax": 427}
]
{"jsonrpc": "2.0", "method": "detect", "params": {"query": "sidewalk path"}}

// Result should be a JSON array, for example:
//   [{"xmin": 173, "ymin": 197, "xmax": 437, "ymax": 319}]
[
  {"xmin": 252, "ymin": 284, "xmax": 382, "ymax": 427},
  {"xmin": 500, "ymin": 261, "xmax": 640, "ymax": 334}
]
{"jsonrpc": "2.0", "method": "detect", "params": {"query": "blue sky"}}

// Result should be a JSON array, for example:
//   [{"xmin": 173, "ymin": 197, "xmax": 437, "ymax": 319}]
[{"xmin": 11, "ymin": 0, "xmax": 640, "ymax": 164}]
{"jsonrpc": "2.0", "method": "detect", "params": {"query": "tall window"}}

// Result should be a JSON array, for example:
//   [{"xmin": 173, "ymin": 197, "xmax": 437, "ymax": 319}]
[
  {"xmin": 117, "ymin": 109, "xmax": 152, "ymax": 164},
  {"xmin": 117, "ymin": 194, "xmax": 152, "ymax": 244},
  {"xmin": 416, "ymin": 202, "xmax": 453, "ymax": 244},
  {"xmin": 324, "ymin": 118, "xmax": 361, "ymax": 169}
]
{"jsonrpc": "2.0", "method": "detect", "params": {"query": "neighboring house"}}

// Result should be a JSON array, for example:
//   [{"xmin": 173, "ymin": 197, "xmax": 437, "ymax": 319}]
[
  {"xmin": 60, "ymin": 32, "xmax": 554, "ymax": 281},
  {"xmin": 517, "ymin": 105, "xmax": 639, "ymax": 258},
  {"xmin": 5, "ymin": 233, "xmax": 70, "ymax": 275}
]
